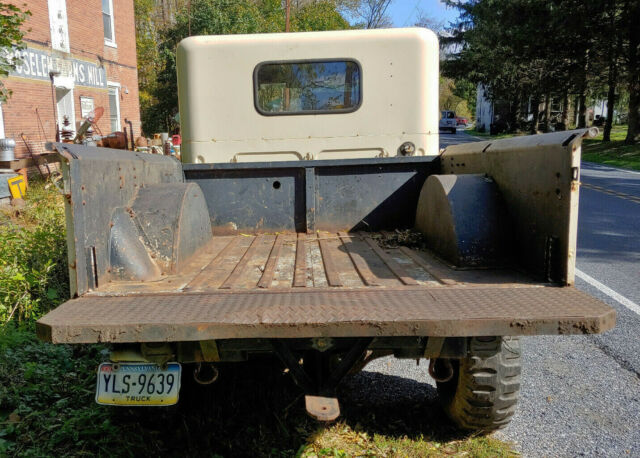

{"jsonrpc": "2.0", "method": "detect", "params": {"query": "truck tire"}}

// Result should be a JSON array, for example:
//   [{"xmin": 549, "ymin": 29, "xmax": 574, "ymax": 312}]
[
  {"xmin": 451, "ymin": 128, "xmax": 457, "ymax": 134},
  {"xmin": 435, "ymin": 336, "xmax": 521, "ymax": 432}
]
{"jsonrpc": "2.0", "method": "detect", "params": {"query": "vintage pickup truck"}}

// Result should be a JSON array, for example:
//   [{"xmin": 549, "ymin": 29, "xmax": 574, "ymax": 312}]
[{"xmin": 37, "ymin": 28, "xmax": 615, "ymax": 431}]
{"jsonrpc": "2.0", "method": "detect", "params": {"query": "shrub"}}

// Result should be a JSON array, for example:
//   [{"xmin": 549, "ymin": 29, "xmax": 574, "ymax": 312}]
[{"xmin": 0, "ymin": 179, "xmax": 69, "ymax": 324}]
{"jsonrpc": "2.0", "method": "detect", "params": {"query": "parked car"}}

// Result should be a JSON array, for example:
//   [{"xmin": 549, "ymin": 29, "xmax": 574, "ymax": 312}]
[
  {"xmin": 456, "ymin": 116, "xmax": 469, "ymax": 126},
  {"xmin": 593, "ymin": 115, "xmax": 606, "ymax": 127},
  {"xmin": 440, "ymin": 110, "xmax": 457, "ymax": 134}
]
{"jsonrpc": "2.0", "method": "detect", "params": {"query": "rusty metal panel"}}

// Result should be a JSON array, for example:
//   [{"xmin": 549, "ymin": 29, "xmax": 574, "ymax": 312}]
[
  {"xmin": 36, "ymin": 286, "xmax": 615, "ymax": 343},
  {"xmin": 440, "ymin": 129, "xmax": 596, "ymax": 285},
  {"xmin": 54, "ymin": 143, "xmax": 184, "ymax": 296},
  {"xmin": 185, "ymin": 167, "xmax": 305, "ymax": 233},
  {"xmin": 183, "ymin": 157, "xmax": 438, "ymax": 233},
  {"xmin": 415, "ymin": 174, "xmax": 513, "ymax": 267}
]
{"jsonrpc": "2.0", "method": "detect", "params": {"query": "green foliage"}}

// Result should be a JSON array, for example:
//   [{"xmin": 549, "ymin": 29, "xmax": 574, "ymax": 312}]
[
  {"xmin": 0, "ymin": 180, "xmax": 68, "ymax": 325},
  {"xmin": 440, "ymin": 76, "xmax": 472, "ymax": 119},
  {"xmin": 0, "ymin": 2, "xmax": 31, "ymax": 102},
  {"xmin": 138, "ymin": 0, "xmax": 352, "ymax": 135},
  {"xmin": 0, "ymin": 327, "xmax": 116, "ymax": 456},
  {"xmin": 444, "ymin": 0, "xmax": 640, "ymax": 139},
  {"xmin": 291, "ymin": 1, "xmax": 351, "ymax": 32}
]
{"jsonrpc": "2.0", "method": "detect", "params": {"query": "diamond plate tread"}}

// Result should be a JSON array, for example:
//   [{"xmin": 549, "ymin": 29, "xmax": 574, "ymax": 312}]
[{"xmin": 37, "ymin": 286, "xmax": 616, "ymax": 343}]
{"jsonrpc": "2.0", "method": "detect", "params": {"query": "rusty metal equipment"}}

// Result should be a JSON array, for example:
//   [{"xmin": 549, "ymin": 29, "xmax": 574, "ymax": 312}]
[{"xmin": 99, "ymin": 131, "xmax": 128, "ymax": 149}]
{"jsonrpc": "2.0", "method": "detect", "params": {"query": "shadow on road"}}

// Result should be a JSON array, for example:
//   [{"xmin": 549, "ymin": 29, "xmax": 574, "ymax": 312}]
[{"xmin": 107, "ymin": 359, "xmax": 465, "ymax": 457}]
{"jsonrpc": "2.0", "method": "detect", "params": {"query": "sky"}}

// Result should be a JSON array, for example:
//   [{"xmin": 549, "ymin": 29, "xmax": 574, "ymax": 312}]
[{"xmin": 386, "ymin": 0, "xmax": 459, "ymax": 28}]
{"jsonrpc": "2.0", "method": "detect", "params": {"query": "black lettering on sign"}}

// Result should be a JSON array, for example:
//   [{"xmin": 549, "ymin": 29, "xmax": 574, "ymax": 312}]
[
  {"xmin": 103, "ymin": 374, "xmax": 111, "ymax": 392},
  {"xmin": 111, "ymin": 376, "xmax": 120, "ymax": 394},
  {"xmin": 122, "ymin": 374, "xmax": 130, "ymax": 394}
]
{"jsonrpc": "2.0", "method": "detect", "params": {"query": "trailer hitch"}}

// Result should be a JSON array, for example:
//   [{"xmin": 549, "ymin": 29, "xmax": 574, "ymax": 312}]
[{"xmin": 272, "ymin": 337, "xmax": 373, "ymax": 421}]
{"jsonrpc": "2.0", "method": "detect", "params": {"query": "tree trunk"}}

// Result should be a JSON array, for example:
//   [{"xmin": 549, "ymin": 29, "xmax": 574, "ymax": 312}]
[
  {"xmin": 577, "ymin": 92, "xmax": 587, "ymax": 128},
  {"xmin": 560, "ymin": 91, "xmax": 569, "ymax": 130},
  {"xmin": 604, "ymin": 0, "xmax": 620, "ymax": 142},
  {"xmin": 625, "ymin": 0, "xmax": 640, "ymax": 144},
  {"xmin": 577, "ymin": 50, "xmax": 590, "ymax": 129},
  {"xmin": 543, "ymin": 92, "xmax": 551, "ymax": 132},
  {"xmin": 604, "ymin": 69, "xmax": 618, "ymax": 141},
  {"xmin": 574, "ymin": 96, "xmax": 581, "ymax": 127}
]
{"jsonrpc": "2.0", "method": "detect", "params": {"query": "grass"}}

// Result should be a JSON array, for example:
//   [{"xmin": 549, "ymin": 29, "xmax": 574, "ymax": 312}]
[
  {"xmin": 465, "ymin": 128, "xmax": 519, "ymax": 140},
  {"xmin": 0, "ymin": 178, "xmax": 517, "ymax": 457},
  {"xmin": 0, "ymin": 327, "xmax": 516, "ymax": 457},
  {"xmin": 582, "ymin": 125, "xmax": 640, "ymax": 171}
]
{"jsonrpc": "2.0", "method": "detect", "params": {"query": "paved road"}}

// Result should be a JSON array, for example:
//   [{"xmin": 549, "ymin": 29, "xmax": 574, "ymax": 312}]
[{"xmin": 351, "ymin": 129, "xmax": 640, "ymax": 457}]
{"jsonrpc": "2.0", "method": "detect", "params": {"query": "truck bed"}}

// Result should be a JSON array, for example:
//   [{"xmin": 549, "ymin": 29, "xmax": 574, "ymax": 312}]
[{"xmin": 37, "ymin": 231, "xmax": 615, "ymax": 343}]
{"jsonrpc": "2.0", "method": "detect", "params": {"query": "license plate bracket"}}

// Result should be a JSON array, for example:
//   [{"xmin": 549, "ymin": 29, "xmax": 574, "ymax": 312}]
[{"xmin": 95, "ymin": 362, "xmax": 181, "ymax": 406}]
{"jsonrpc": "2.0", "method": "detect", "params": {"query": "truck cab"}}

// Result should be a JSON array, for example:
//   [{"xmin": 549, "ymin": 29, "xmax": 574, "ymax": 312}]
[{"xmin": 177, "ymin": 28, "xmax": 439, "ymax": 163}]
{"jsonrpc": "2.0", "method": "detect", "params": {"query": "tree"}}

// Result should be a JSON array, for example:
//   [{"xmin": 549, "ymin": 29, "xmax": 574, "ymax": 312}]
[
  {"xmin": 291, "ymin": 0, "xmax": 351, "ymax": 31},
  {"xmin": 414, "ymin": 10, "xmax": 444, "ymax": 34},
  {"xmin": 443, "ymin": 0, "xmax": 611, "ymax": 134},
  {"xmin": 602, "ymin": 0, "xmax": 623, "ymax": 141},
  {"xmin": 0, "ymin": 3, "xmax": 31, "ymax": 102},
  {"xmin": 142, "ymin": 0, "xmax": 351, "ymax": 134},
  {"xmin": 339, "ymin": 0, "xmax": 394, "ymax": 29},
  {"xmin": 623, "ymin": 0, "xmax": 640, "ymax": 144}
]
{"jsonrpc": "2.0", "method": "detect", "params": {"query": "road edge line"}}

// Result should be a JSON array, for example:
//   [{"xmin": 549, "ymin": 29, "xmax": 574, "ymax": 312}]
[{"xmin": 575, "ymin": 268, "xmax": 640, "ymax": 316}]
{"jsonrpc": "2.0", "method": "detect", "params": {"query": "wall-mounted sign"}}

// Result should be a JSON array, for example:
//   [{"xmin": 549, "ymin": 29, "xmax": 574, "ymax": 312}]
[
  {"xmin": 7, "ymin": 46, "xmax": 107, "ymax": 89},
  {"xmin": 80, "ymin": 96, "xmax": 95, "ymax": 118}
]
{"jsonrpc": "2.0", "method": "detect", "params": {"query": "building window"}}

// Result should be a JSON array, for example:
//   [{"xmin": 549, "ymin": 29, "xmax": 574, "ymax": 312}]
[
  {"xmin": 254, "ymin": 60, "xmax": 361, "ymax": 115},
  {"xmin": 102, "ymin": 0, "xmax": 116, "ymax": 47},
  {"xmin": 108, "ymin": 83, "xmax": 121, "ymax": 132},
  {"xmin": 48, "ymin": 0, "xmax": 70, "ymax": 53}
]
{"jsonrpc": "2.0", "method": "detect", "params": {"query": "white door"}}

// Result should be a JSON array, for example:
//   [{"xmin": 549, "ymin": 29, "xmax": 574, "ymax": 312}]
[
  {"xmin": 48, "ymin": 0, "xmax": 70, "ymax": 53},
  {"xmin": 56, "ymin": 88, "xmax": 75, "ymax": 138}
]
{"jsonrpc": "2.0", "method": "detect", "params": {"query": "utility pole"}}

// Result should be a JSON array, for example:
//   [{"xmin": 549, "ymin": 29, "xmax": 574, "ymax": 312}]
[
  {"xmin": 188, "ymin": 0, "xmax": 191, "ymax": 36},
  {"xmin": 285, "ymin": 0, "xmax": 290, "ymax": 32}
]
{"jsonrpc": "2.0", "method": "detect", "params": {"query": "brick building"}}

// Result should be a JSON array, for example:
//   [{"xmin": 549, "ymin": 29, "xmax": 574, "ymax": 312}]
[{"xmin": 0, "ymin": 0, "xmax": 141, "ymax": 158}]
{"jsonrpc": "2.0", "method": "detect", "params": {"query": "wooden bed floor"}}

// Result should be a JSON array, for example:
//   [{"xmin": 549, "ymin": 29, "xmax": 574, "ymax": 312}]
[{"xmin": 91, "ymin": 231, "xmax": 538, "ymax": 296}]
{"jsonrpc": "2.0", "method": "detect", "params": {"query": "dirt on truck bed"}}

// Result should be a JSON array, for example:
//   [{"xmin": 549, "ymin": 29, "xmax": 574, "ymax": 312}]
[
  {"xmin": 37, "ymin": 231, "xmax": 615, "ymax": 344},
  {"xmin": 92, "ymin": 230, "xmax": 534, "ymax": 293}
]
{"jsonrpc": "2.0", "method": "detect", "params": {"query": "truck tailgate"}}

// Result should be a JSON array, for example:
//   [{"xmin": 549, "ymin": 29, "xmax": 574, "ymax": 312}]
[{"xmin": 37, "ymin": 232, "xmax": 615, "ymax": 343}]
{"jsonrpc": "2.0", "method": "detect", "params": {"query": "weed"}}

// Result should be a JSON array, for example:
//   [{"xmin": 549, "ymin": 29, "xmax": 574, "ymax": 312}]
[{"xmin": 0, "ymin": 179, "xmax": 68, "ymax": 324}]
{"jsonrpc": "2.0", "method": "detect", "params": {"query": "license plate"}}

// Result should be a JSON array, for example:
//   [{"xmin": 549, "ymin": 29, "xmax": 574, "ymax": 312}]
[{"xmin": 96, "ymin": 362, "xmax": 181, "ymax": 406}]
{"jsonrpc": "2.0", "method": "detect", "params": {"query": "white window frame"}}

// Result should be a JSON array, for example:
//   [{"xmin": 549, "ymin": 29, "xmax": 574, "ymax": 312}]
[
  {"xmin": 102, "ymin": 0, "xmax": 117, "ymax": 48},
  {"xmin": 107, "ymin": 82, "xmax": 121, "ymax": 132},
  {"xmin": 0, "ymin": 102, "xmax": 5, "ymax": 138},
  {"xmin": 48, "ymin": 0, "xmax": 70, "ymax": 53}
]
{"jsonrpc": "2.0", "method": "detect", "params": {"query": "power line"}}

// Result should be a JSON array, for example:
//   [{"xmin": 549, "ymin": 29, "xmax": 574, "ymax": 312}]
[{"xmin": 402, "ymin": 0, "xmax": 421, "ymax": 27}]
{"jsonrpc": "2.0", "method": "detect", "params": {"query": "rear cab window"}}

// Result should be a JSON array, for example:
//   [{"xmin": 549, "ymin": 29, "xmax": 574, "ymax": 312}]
[{"xmin": 254, "ymin": 59, "xmax": 361, "ymax": 115}]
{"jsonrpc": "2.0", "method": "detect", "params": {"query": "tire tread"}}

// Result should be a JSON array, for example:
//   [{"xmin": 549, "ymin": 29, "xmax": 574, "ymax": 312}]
[{"xmin": 436, "ymin": 336, "xmax": 521, "ymax": 432}]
